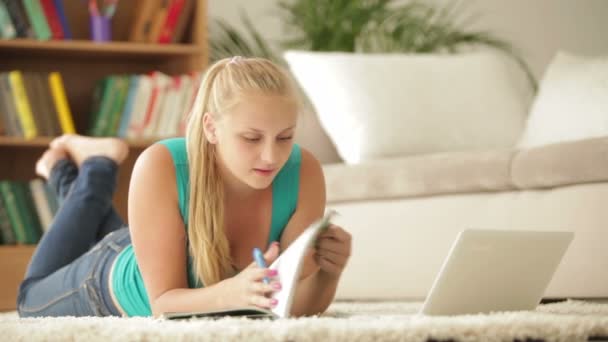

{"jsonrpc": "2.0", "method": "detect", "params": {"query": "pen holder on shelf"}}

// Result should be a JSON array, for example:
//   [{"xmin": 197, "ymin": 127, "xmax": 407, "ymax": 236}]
[{"xmin": 90, "ymin": 15, "xmax": 112, "ymax": 42}]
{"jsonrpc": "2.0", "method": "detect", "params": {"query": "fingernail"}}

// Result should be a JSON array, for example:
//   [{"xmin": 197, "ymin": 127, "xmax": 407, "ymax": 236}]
[
  {"xmin": 272, "ymin": 241, "xmax": 279, "ymax": 247},
  {"xmin": 271, "ymin": 299, "xmax": 278, "ymax": 306},
  {"xmin": 272, "ymin": 283, "xmax": 282, "ymax": 290},
  {"xmin": 268, "ymin": 269, "xmax": 278, "ymax": 276}
]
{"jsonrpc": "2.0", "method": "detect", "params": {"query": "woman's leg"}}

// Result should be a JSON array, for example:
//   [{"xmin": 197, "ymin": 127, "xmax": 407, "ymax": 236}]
[
  {"xmin": 45, "ymin": 153, "xmax": 126, "ymax": 243},
  {"xmin": 18, "ymin": 135, "xmax": 130, "ymax": 317},
  {"xmin": 18, "ymin": 227, "xmax": 131, "ymax": 317},
  {"xmin": 24, "ymin": 156, "xmax": 121, "ymax": 281},
  {"xmin": 24, "ymin": 135, "xmax": 129, "ymax": 281}
]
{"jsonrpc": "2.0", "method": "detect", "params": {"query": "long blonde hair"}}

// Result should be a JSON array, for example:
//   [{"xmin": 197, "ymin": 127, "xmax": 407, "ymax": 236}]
[{"xmin": 185, "ymin": 56, "xmax": 299, "ymax": 286}]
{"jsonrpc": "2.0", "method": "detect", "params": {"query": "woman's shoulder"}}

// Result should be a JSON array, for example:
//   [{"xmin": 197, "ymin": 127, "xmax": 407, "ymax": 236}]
[
  {"xmin": 155, "ymin": 137, "xmax": 188, "ymax": 165},
  {"xmin": 275, "ymin": 145, "xmax": 323, "ymax": 195},
  {"xmin": 298, "ymin": 146, "xmax": 324, "ymax": 187},
  {"xmin": 132, "ymin": 142, "xmax": 179, "ymax": 192}
]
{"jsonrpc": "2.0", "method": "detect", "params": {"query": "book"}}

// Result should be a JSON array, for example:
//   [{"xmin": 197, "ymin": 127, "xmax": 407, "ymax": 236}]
[
  {"xmin": 0, "ymin": 0, "xmax": 16, "ymax": 39},
  {"xmin": 22, "ymin": 0, "xmax": 51, "ymax": 40},
  {"xmin": 170, "ymin": 0, "xmax": 193, "ymax": 43},
  {"xmin": 129, "ymin": 0, "xmax": 161, "ymax": 42},
  {"xmin": 157, "ymin": 0, "xmax": 185, "ymax": 44},
  {"xmin": 0, "ymin": 73, "xmax": 23, "ymax": 137},
  {"xmin": 2, "ymin": 0, "xmax": 33, "ymax": 38},
  {"xmin": 29, "ymin": 179, "xmax": 54, "ymax": 232},
  {"xmin": 49, "ymin": 71, "xmax": 76, "ymax": 134},
  {"xmin": 163, "ymin": 210, "xmax": 338, "ymax": 320},
  {"xmin": 116, "ymin": 75, "xmax": 140, "ymax": 137},
  {"xmin": 51, "ymin": 0, "xmax": 71, "ymax": 39},
  {"xmin": 8, "ymin": 70, "xmax": 38, "ymax": 138},
  {"xmin": 39, "ymin": 0, "xmax": 64, "ymax": 39},
  {"xmin": 0, "ymin": 192, "xmax": 16, "ymax": 245}
]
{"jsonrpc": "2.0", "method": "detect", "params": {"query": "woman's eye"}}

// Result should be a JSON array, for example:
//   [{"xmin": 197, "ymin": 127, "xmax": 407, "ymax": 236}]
[
  {"xmin": 243, "ymin": 136, "xmax": 261, "ymax": 142},
  {"xmin": 278, "ymin": 136, "xmax": 293, "ymax": 141}
]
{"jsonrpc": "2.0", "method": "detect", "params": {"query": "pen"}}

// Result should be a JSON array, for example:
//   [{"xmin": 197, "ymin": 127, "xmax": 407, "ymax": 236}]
[{"xmin": 252, "ymin": 247, "xmax": 269, "ymax": 284}]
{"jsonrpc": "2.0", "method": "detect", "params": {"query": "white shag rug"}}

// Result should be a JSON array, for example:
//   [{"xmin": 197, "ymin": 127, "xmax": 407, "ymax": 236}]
[{"xmin": 1, "ymin": 300, "xmax": 608, "ymax": 342}]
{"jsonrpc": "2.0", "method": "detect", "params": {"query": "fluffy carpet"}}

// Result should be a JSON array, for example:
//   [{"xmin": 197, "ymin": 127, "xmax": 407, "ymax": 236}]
[{"xmin": 1, "ymin": 300, "xmax": 608, "ymax": 342}]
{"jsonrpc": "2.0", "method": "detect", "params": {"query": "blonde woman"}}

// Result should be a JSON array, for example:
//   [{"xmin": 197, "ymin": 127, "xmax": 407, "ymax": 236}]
[{"xmin": 17, "ymin": 57, "xmax": 352, "ymax": 317}]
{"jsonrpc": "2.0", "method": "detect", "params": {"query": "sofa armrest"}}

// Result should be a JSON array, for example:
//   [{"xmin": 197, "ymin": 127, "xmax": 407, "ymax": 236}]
[
  {"xmin": 323, "ymin": 136, "xmax": 608, "ymax": 203},
  {"xmin": 512, "ymin": 136, "xmax": 608, "ymax": 189}
]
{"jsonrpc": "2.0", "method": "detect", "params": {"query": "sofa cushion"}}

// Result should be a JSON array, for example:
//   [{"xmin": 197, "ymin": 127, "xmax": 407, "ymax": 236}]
[
  {"xmin": 285, "ymin": 50, "xmax": 533, "ymax": 164},
  {"xmin": 518, "ymin": 51, "xmax": 608, "ymax": 148},
  {"xmin": 323, "ymin": 149, "xmax": 515, "ymax": 203},
  {"xmin": 324, "ymin": 136, "xmax": 608, "ymax": 203},
  {"xmin": 512, "ymin": 136, "xmax": 608, "ymax": 189}
]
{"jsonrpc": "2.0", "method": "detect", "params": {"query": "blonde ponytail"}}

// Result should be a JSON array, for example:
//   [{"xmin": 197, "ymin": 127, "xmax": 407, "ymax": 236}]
[{"xmin": 185, "ymin": 57, "xmax": 299, "ymax": 286}]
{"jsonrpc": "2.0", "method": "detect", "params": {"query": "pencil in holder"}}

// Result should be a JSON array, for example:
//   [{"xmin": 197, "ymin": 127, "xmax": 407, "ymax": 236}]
[{"xmin": 90, "ymin": 15, "xmax": 111, "ymax": 42}]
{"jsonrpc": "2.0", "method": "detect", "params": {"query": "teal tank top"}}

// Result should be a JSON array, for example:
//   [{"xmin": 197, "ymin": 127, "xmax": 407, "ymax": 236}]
[{"xmin": 112, "ymin": 137, "xmax": 302, "ymax": 317}]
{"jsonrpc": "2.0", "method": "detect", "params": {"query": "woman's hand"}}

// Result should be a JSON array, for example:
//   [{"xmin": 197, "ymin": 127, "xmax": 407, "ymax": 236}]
[
  {"xmin": 314, "ymin": 224, "xmax": 352, "ymax": 277},
  {"xmin": 219, "ymin": 242, "xmax": 282, "ymax": 309}
]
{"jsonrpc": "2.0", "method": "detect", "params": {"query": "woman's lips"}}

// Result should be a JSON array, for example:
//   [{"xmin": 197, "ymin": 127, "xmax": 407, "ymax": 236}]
[{"xmin": 253, "ymin": 168, "xmax": 275, "ymax": 176}]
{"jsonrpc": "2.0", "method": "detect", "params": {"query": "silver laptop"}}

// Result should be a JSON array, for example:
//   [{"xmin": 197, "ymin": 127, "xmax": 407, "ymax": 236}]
[{"xmin": 420, "ymin": 229, "xmax": 574, "ymax": 316}]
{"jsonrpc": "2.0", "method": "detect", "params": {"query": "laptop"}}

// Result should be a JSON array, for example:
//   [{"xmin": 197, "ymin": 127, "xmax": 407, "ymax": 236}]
[{"xmin": 420, "ymin": 229, "xmax": 574, "ymax": 316}]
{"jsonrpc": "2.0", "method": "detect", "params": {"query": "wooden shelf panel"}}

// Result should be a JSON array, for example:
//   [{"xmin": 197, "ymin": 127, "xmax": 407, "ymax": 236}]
[
  {"xmin": 0, "ymin": 245, "xmax": 35, "ymax": 311},
  {"xmin": 0, "ymin": 39, "xmax": 204, "ymax": 60},
  {"xmin": 0, "ymin": 136, "xmax": 159, "ymax": 149}
]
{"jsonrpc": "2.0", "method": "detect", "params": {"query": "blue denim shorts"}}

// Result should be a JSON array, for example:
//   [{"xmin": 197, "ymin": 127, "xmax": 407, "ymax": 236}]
[{"xmin": 18, "ymin": 228, "xmax": 132, "ymax": 317}]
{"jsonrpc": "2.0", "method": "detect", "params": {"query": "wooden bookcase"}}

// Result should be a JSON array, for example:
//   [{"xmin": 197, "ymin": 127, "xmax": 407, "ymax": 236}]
[{"xmin": 0, "ymin": 0, "xmax": 208, "ymax": 311}]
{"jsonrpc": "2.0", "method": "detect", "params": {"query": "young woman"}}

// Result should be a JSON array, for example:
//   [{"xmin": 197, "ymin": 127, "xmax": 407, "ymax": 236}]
[{"xmin": 17, "ymin": 56, "xmax": 351, "ymax": 318}]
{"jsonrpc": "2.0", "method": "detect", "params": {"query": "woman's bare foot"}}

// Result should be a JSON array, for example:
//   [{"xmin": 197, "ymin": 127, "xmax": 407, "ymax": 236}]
[
  {"xmin": 50, "ymin": 134, "xmax": 129, "ymax": 166},
  {"xmin": 36, "ymin": 148, "xmax": 69, "ymax": 180}
]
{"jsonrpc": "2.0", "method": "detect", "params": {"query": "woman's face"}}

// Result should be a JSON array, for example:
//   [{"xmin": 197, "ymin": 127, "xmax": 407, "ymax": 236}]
[{"xmin": 211, "ymin": 93, "xmax": 298, "ymax": 190}]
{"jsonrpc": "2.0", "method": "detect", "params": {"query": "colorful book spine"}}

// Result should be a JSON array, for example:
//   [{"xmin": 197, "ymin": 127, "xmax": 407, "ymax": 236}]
[
  {"xmin": 8, "ymin": 71, "xmax": 38, "ymax": 139},
  {"xmin": 157, "ymin": 0, "xmax": 185, "ymax": 44},
  {"xmin": 117, "ymin": 75, "xmax": 140, "ymax": 137},
  {"xmin": 39, "ymin": 0, "xmax": 64, "ymax": 39},
  {"xmin": 91, "ymin": 77, "xmax": 117, "ymax": 136},
  {"xmin": 106, "ymin": 76, "xmax": 130, "ymax": 136},
  {"xmin": 13, "ymin": 181, "xmax": 42, "ymax": 244},
  {"xmin": 29, "ymin": 179, "xmax": 53, "ymax": 232},
  {"xmin": 0, "ymin": 73, "xmax": 23, "ymax": 137},
  {"xmin": 49, "ymin": 72, "xmax": 76, "ymax": 134},
  {"xmin": 2, "ymin": 0, "xmax": 33, "ymax": 38},
  {"xmin": 0, "ymin": 193, "xmax": 16, "ymax": 245},
  {"xmin": 0, "ymin": 181, "xmax": 27, "ymax": 244},
  {"xmin": 22, "ymin": 0, "xmax": 51, "ymax": 40},
  {"xmin": 0, "ymin": 0, "xmax": 16, "ymax": 39},
  {"xmin": 51, "ymin": 0, "xmax": 71, "ymax": 39}
]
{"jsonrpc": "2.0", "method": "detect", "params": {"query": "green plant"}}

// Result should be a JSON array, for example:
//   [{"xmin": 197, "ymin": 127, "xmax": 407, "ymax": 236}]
[
  {"xmin": 278, "ymin": 0, "xmax": 537, "ymax": 90},
  {"xmin": 209, "ymin": 11, "xmax": 280, "ymax": 63}
]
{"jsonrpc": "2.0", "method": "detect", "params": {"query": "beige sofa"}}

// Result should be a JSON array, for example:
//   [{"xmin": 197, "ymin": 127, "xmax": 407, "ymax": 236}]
[
  {"xmin": 320, "ymin": 136, "xmax": 608, "ymax": 300},
  {"xmin": 289, "ymin": 50, "xmax": 608, "ymax": 301}
]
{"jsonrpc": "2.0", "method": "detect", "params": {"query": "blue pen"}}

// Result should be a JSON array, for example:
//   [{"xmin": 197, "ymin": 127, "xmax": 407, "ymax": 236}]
[{"xmin": 252, "ymin": 247, "xmax": 270, "ymax": 284}]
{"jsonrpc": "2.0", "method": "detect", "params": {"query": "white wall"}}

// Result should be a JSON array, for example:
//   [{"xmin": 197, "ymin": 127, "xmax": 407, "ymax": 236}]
[
  {"xmin": 208, "ymin": 0, "xmax": 608, "ymax": 78},
  {"xmin": 208, "ymin": 0, "xmax": 608, "ymax": 163}
]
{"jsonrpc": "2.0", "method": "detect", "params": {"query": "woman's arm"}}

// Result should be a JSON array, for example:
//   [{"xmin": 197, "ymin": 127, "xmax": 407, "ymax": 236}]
[
  {"xmin": 279, "ymin": 148, "xmax": 351, "ymax": 317},
  {"xmin": 129, "ymin": 144, "xmax": 278, "ymax": 317}
]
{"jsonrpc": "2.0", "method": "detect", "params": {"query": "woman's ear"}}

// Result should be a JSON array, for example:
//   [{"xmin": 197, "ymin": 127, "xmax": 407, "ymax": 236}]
[{"xmin": 202, "ymin": 112, "xmax": 218, "ymax": 144}]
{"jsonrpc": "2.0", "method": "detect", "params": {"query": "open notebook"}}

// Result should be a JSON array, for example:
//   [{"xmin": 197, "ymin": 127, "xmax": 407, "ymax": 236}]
[{"xmin": 163, "ymin": 210, "xmax": 337, "ymax": 320}]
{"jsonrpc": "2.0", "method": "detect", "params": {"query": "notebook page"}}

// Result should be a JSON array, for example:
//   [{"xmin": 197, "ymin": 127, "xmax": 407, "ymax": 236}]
[{"xmin": 268, "ymin": 210, "xmax": 336, "ymax": 317}]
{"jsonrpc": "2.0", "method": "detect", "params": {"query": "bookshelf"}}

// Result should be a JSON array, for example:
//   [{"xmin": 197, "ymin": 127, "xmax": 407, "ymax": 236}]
[{"xmin": 0, "ymin": 0, "xmax": 208, "ymax": 311}]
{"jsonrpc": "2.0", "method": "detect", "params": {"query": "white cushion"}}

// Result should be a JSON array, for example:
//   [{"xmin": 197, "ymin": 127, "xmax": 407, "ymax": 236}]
[
  {"xmin": 294, "ymin": 104, "xmax": 342, "ymax": 164},
  {"xmin": 518, "ymin": 51, "xmax": 608, "ymax": 148},
  {"xmin": 284, "ymin": 50, "xmax": 533, "ymax": 164}
]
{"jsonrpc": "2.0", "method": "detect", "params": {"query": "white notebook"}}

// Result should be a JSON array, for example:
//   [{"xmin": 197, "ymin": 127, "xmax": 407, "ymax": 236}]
[{"xmin": 164, "ymin": 210, "xmax": 337, "ymax": 320}]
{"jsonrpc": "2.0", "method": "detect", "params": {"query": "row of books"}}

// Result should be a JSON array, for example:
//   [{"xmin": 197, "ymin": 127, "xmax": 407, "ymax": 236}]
[
  {"xmin": 0, "ymin": 0, "xmax": 194, "ymax": 44},
  {"xmin": 0, "ymin": 0, "xmax": 72, "ymax": 40},
  {"xmin": 130, "ymin": 0, "xmax": 194, "ymax": 44},
  {"xmin": 0, "ymin": 71, "xmax": 75, "ymax": 138},
  {"xmin": 89, "ymin": 71, "xmax": 201, "ymax": 139},
  {"xmin": 0, "ymin": 180, "xmax": 58, "ymax": 245}
]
